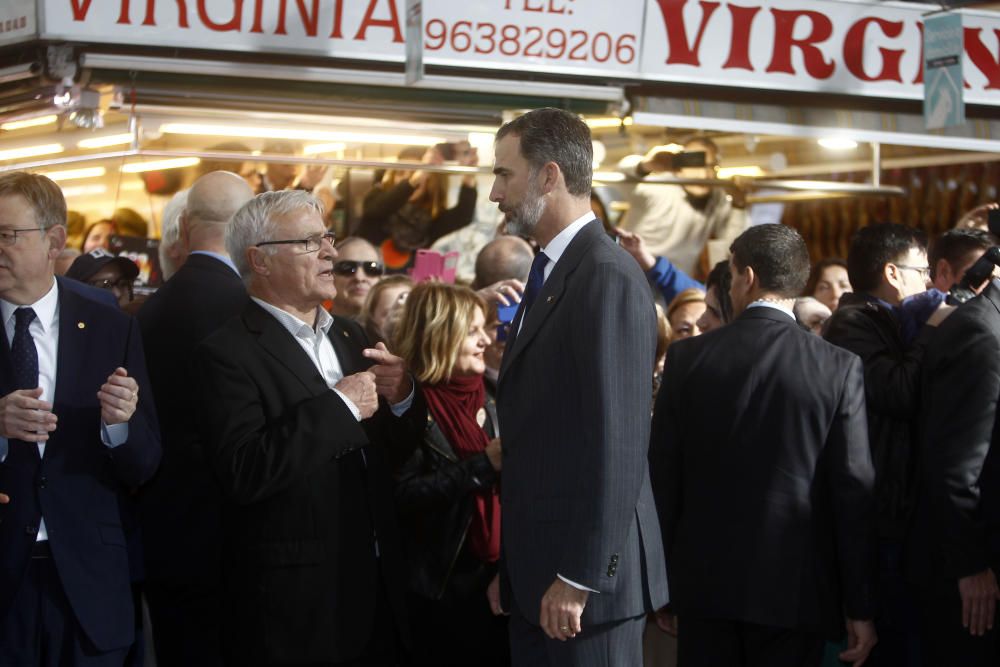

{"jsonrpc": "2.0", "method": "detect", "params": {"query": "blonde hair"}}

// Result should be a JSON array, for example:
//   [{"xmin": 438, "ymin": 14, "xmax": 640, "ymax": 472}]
[
  {"xmin": 393, "ymin": 282, "xmax": 487, "ymax": 385},
  {"xmin": 667, "ymin": 288, "xmax": 706, "ymax": 322}
]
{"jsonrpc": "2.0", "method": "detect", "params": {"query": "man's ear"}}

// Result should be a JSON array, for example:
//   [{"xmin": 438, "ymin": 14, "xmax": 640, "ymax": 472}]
[
  {"xmin": 46, "ymin": 225, "xmax": 67, "ymax": 259},
  {"xmin": 742, "ymin": 263, "xmax": 757, "ymax": 293},
  {"xmin": 540, "ymin": 161, "xmax": 560, "ymax": 195},
  {"xmin": 247, "ymin": 247, "xmax": 270, "ymax": 277},
  {"xmin": 934, "ymin": 258, "xmax": 953, "ymax": 287}
]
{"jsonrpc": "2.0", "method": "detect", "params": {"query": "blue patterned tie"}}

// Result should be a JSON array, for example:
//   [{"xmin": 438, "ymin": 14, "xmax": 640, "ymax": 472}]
[
  {"xmin": 512, "ymin": 251, "xmax": 549, "ymax": 335},
  {"xmin": 11, "ymin": 307, "xmax": 39, "ymax": 391}
]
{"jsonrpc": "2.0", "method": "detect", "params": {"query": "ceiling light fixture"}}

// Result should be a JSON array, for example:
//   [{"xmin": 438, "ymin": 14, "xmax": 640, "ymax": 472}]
[
  {"xmin": 40, "ymin": 166, "xmax": 107, "ymax": 181},
  {"xmin": 0, "ymin": 115, "xmax": 59, "ymax": 131},
  {"xmin": 78, "ymin": 133, "xmax": 134, "ymax": 149},
  {"xmin": 592, "ymin": 171, "xmax": 627, "ymax": 183},
  {"xmin": 121, "ymin": 157, "xmax": 201, "ymax": 173},
  {"xmin": 817, "ymin": 137, "xmax": 858, "ymax": 150},
  {"xmin": 585, "ymin": 117, "xmax": 633, "ymax": 130},
  {"xmin": 718, "ymin": 166, "xmax": 766, "ymax": 178},
  {"xmin": 0, "ymin": 143, "xmax": 64, "ymax": 161},
  {"xmin": 158, "ymin": 123, "xmax": 445, "ymax": 146},
  {"xmin": 60, "ymin": 184, "xmax": 108, "ymax": 198},
  {"xmin": 301, "ymin": 142, "xmax": 347, "ymax": 155}
]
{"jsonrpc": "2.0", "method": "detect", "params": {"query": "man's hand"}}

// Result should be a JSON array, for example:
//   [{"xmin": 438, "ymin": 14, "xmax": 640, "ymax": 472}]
[
  {"xmin": 959, "ymin": 569, "xmax": 1000, "ymax": 636},
  {"xmin": 363, "ymin": 343, "xmax": 412, "ymax": 406},
  {"xmin": 335, "ymin": 371, "xmax": 379, "ymax": 419},
  {"xmin": 839, "ymin": 619, "xmax": 877, "ymax": 667},
  {"xmin": 653, "ymin": 608, "xmax": 678, "ymax": 636},
  {"xmin": 485, "ymin": 438, "xmax": 502, "ymax": 471},
  {"xmin": 296, "ymin": 164, "xmax": 328, "ymax": 191},
  {"xmin": 0, "ymin": 492, "xmax": 9, "ymax": 504},
  {"xmin": 724, "ymin": 174, "xmax": 752, "ymax": 209},
  {"xmin": 487, "ymin": 573, "xmax": 507, "ymax": 616},
  {"xmin": 98, "ymin": 368, "xmax": 139, "ymax": 426},
  {"xmin": 540, "ymin": 578, "xmax": 588, "ymax": 641},
  {"xmin": 612, "ymin": 227, "xmax": 656, "ymax": 272},
  {"xmin": 477, "ymin": 279, "xmax": 524, "ymax": 308},
  {"xmin": 0, "ymin": 388, "xmax": 57, "ymax": 442}
]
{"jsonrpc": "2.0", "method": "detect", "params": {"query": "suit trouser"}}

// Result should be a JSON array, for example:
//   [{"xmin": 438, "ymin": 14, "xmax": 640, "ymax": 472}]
[
  {"xmin": 0, "ymin": 543, "xmax": 129, "ymax": 667},
  {"xmin": 144, "ymin": 574, "xmax": 225, "ymax": 666},
  {"xmin": 676, "ymin": 616, "xmax": 824, "ymax": 667},
  {"xmin": 916, "ymin": 575, "xmax": 999, "ymax": 667},
  {"xmin": 508, "ymin": 594, "xmax": 645, "ymax": 667}
]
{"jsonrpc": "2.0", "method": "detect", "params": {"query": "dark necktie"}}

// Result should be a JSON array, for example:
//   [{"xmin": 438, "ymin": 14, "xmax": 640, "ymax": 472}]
[
  {"xmin": 11, "ymin": 307, "xmax": 39, "ymax": 391},
  {"xmin": 512, "ymin": 251, "xmax": 550, "ymax": 335}
]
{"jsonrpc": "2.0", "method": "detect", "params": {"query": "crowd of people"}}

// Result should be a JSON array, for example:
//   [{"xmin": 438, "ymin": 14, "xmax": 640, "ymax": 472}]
[{"xmin": 0, "ymin": 107, "xmax": 998, "ymax": 667}]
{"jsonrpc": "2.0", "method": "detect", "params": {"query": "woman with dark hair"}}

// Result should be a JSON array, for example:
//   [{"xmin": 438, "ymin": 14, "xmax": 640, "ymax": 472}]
[
  {"xmin": 804, "ymin": 257, "xmax": 851, "ymax": 312},
  {"xmin": 392, "ymin": 282, "xmax": 508, "ymax": 666},
  {"xmin": 360, "ymin": 143, "xmax": 479, "ymax": 272},
  {"xmin": 80, "ymin": 219, "xmax": 116, "ymax": 253},
  {"xmin": 696, "ymin": 259, "xmax": 734, "ymax": 334}
]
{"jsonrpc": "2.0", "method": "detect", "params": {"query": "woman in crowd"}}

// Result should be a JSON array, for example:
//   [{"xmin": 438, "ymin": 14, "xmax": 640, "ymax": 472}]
[
  {"xmin": 392, "ymin": 282, "xmax": 508, "ymax": 667},
  {"xmin": 360, "ymin": 274, "xmax": 413, "ymax": 345},
  {"xmin": 360, "ymin": 143, "xmax": 478, "ymax": 272},
  {"xmin": 667, "ymin": 288, "xmax": 707, "ymax": 341},
  {"xmin": 80, "ymin": 219, "xmax": 116, "ymax": 253},
  {"xmin": 696, "ymin": 259, "xmax": 733, "ymax": 334},
  {"xmin": 804, "ymin": 257, "xmax": 851, "ymax": 312}
]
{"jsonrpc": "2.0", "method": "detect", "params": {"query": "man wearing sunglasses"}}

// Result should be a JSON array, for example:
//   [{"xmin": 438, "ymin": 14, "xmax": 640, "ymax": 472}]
[{"xmin": 330, "ymin": 236, "xmax": 384, "ymax": 320}]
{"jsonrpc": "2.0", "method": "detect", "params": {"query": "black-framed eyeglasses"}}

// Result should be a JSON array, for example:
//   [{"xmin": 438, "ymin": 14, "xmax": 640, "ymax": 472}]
[
  {"xmin": 333, "ymin": 260, "xmax": 384, "ymax": 277},
  {"xmin": 88, "ymin": 277, "xmax": 135, "ymax": 301},
  {"xmin": 0, "ymin": 227, "xmax": 46, "ymax": 246},
  {"xmin": 896, "ymin": 264, "xmax": 931, "ymax": 279},
  {"xmin": 255, "ymin": 231, "xmax": 336, "ymax": 254}
]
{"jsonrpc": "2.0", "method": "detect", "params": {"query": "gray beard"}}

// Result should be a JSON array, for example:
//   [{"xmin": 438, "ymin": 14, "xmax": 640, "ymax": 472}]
[{"xmin": 503, "ymin": 179, "xmax": 546, "ymax": 237}]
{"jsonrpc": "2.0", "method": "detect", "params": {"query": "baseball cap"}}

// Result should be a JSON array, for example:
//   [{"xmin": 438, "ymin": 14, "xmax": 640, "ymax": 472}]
[{"xmin": 65, "ymin": 248, "xmax": 140, "ymax": 283}]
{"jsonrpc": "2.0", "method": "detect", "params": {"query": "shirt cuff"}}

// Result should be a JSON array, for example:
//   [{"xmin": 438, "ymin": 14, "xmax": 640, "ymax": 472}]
[
  {"xmin": 0, "ymin": 437, "xmax": 7, "ymax": 463},
  {"xmin": 557, "ymin": 574, "xmax": 599, "ymax": 594},
  {"xmin": 101, "ymin": 422, "xmax": 129, "ymax": 448},
  {"xmin": 333, "ymin": 389, "xmax": 362, "ymax": 422},
  {"xmin": 389, "ymin": 381, "xmax": 416, "ymax": 417}
]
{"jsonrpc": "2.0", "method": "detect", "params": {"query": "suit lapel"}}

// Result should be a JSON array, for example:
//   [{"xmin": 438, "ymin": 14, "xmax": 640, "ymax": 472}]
[
  {"xmin": 52, "ymin": 280, "xmax": 103, "ymax": 409},
  {"xmin": 327, "ymin": 317, "xmax": 365, "ymax": 376},
  {"xmin": 244, "ymin": 302, "xmax": 330, "ymax": 397},
  {"xmin": 499, "ymin": 220, "xmax": 600, "ymax": 383}
]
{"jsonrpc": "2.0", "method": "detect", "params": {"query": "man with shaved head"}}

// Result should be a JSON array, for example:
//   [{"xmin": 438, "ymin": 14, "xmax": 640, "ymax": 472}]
[
  {"xmin": 473, "ymin": 235, "xmax": 534, "ymax": 290},
  {"xmin": 136, "ymin": 170, "xmax": 255, "ymax": 665}
]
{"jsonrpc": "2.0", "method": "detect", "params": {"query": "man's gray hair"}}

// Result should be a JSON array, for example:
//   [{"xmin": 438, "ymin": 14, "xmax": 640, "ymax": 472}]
[{"xmin": 226, "ymin": 189, "xmax": 324, "ymax": 286}]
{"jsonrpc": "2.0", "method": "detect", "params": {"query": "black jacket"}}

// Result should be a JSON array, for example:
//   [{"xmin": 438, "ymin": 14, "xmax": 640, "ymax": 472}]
[
  {"xmin": 394, "ymin": 387, "xmax": 499, "ymax": 602},
  {"xmin": 823, "ymin": 292, "xmax": 932, "ymax": 539}
]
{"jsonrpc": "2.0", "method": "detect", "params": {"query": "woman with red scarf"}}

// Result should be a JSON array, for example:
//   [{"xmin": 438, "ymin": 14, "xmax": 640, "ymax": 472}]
[{"xmin": 393, "ymin": 282, "xmax": 508, "ymax": 666}]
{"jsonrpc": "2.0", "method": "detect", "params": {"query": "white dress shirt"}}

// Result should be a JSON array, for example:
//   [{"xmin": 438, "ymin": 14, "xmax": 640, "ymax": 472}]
[
  {"xmin": 0, "ymin": 280, "xmax": 128, "ymax": 542},
  {"xmin": 746, "ymin": 299, "xmax": 796, "ymax": 321}
]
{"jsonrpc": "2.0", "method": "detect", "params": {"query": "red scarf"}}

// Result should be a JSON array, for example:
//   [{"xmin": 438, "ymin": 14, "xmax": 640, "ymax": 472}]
[{"xmin": 422, "ymin": 374, "xmax": 501, "ymax": 563}]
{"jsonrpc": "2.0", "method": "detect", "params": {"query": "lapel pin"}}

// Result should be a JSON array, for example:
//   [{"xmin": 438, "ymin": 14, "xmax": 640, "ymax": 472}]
[
  {"xmin": 342, "ymin": 330, "xmax": 350, "ymax": 337},
  {"xmin": 546, "ymin": 296, "xmax": 554, "ymax": 303},
  {"xmin": 77, "ymin": 322, "xmax": 86, "ymax": 329}
]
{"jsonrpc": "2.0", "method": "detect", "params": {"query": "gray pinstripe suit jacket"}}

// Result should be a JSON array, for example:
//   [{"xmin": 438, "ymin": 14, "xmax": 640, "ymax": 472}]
[{"xmin": 496, "ymin": 219, "xmax": 669, "ymax": 627}]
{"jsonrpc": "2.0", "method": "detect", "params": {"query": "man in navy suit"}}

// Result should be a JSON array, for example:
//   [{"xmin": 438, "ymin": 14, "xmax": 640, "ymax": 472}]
[{"xmin": 0, "ymin": 172, "xmax": 161, "ymax": 665}]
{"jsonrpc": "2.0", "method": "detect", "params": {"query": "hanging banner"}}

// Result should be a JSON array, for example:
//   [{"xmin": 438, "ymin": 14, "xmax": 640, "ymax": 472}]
[
  {"xmin": 36, "ymin": 1, "xmax": 1000, "ymax": 106},
  {"xmin": 404, "ymin": 0, "xmax": 423, "ymax": 85}
]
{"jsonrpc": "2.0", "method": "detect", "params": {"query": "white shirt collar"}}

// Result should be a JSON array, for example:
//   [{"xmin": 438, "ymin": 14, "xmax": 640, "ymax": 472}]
[
  {"xmin": 251, "ymin": 297, "xmax": 333, "ymax": 339},
  {"xmin": 540, "ymin": 212, "xmax": 595, "ymax": 266},
  {"xmin": 1, "ymin": 279, "xmax": 59, "ymax": 334},
  {"xmin": 746, "ymin": 299, "xmax": 796, "ymax": 321}
]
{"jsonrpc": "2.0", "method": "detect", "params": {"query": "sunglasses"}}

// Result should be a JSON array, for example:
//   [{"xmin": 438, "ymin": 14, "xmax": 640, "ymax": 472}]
[{"xmin": 333, "ymin": 260, "xmax": 384, "ymax": 277}]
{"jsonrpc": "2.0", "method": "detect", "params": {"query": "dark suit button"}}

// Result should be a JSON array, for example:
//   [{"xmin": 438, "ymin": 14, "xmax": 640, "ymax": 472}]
[
  {"xmin": 25, "ymin": 525, "xmax": 37, "ymax": 535},
  {"xmin": 610, "ymin": 554, "xmax": 619, "ymax": 563},
  {"xmin": 37, "ymin": 476, "xmax": 47, "ymax": 489}
]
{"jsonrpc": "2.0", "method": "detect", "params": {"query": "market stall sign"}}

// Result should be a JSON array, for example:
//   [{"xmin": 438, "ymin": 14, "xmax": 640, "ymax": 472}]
[
  {"xmin": 40, "ymin": 1, "xmax": 1000, "ymax": 106},
  {"xmin": 0, "ymin": 0, "xmax": 36, "ymax": 47}
]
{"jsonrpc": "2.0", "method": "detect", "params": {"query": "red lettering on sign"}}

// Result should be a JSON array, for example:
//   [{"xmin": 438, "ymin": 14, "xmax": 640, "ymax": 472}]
[
  {"xmin": 355, "ymin": 0, "xmax": 403, "ymax": 42},
  {"xmin": 275, "ymin": 0, "xmax": 320, "ymax": 36},
  {"xmin": 766, "ymin": 9, "xmax": 834, "ymax": 79},
  {"xmin": 654, "ymin": 0, "xmax": 720, "ymax": 67},
  {"xmin": 721, "ymin": 4, "xmax": 760, "ymax": 71},
  {"xmin": 330, "ymin": 0, "xmax": 345, "ymax": 38},
  {"xmin": 250, "ymin": 0, "xmax": 264, "ymax": 32},
  {"xmin": 70, "ymin": 0, "xmax": 95, "ymax": 21},
  {"xmin": 966, "ymin": 27, "xmax": 1000, "ymax": 90},
  {"xmin": 198, "ymin": 0, "xmax": 242, "ymax": 32},
  {"xmin": 523, "ymin": 0, "xmax": 544, "ymax": 11},
  {"xmin": 843, "ymin": 17, "xmax": 903, "ymax": 82},
  {"xmin": 114, "ymin": 1, "xmax": 190, "ymax": 28}
]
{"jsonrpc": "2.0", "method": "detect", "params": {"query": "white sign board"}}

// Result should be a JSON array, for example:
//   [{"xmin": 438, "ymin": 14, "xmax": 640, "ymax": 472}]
[{"xmin": 0, "ymin": 0, "xmax": 36, "ymax": 47}]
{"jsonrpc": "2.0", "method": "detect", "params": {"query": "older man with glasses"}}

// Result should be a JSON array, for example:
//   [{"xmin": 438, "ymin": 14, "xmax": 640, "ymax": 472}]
[{"xmin": 192, "ymin": 189, "xmax": 423, "ymax": 666}]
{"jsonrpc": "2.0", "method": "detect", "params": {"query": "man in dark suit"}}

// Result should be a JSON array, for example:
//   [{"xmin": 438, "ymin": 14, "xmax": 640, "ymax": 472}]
[
  {"xmin": 136, "ymin": 170, "xmax": 254, "ymax": 664},
  {"xmin": 0, "ymin": 172, "xmax": 161, "ymax": 665},
  {"xmin": 908, "ymin": 278, "xmax": 1000, "ymax": 664},
  {"xmin": 650, "ymin": 223, "xmax": 878, "ymax": 667},
  {"xmin": 488, "ymin": 107, "xmax": 667, "ymax": 666},
  {"xmin": 193, "ymin": 189, "xmax": 422, "ymax": 665}
]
